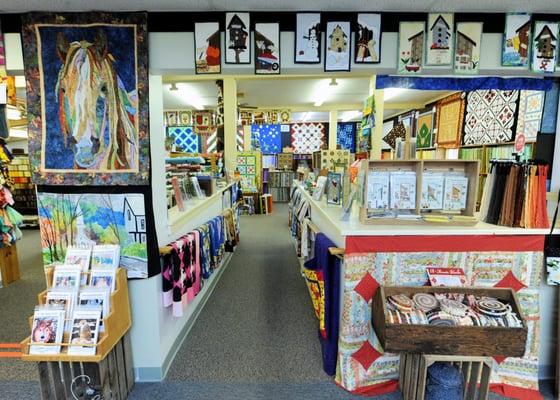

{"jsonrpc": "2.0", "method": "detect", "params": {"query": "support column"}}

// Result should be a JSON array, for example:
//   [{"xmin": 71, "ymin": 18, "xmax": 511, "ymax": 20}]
[
  {"xmin": 222, "ymin": 77, "xmax": 238, "ymax": 172},
  {"xmin": 243, "ymin": 125, "xmax": 252, "ymax": 151},
  {"xmin": 369, "ymin": 75, "xmax": 384, "ymax": 160},
  {"xmin": 329, "ymin": 110, "xmax": 338, "ymax": 150}
]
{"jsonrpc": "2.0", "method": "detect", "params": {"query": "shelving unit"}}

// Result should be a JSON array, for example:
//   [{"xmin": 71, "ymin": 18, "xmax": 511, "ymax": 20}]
[
  {"xmin": 8, "ymin": 155, "xmax": 38, "ymax": 225},
  {"xmin": 268, "ymin": 171, "xmax": 296, "ymax": 202}
]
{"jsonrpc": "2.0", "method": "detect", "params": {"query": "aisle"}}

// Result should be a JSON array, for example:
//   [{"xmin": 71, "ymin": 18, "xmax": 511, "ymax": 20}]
[{"xmin": 131, "ymin": 204, "xmax": 383, "ymax": 399}]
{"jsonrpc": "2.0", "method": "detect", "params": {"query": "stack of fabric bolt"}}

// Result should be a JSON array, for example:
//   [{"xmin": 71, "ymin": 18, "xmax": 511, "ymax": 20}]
[{"xmin": 480, "ymin": 160, "xmax": 549, "ymax": 228}]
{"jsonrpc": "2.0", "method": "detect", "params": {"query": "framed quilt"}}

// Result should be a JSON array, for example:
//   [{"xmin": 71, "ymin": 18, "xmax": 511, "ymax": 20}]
[
  {"xmin": 291, "ymin": 123, "xmax": 326, "ymax": 154},
  {"xmin": 355, "ymin": 14, "xmax": 381, "ymax": 64},
  {"xmin": 295, "ymin": 13, "xmax": 321, "ymax": 64},
  {"xmin": 337, "ymin": 122, "xmax": 356, "ymax": 153},
  {"xmin": 319, "ymin": 150, "xmax": 351, "ymax": 171},
  {"xmin": 236, "ymin": 151, "xmax": 262, "ymax": 192},
  {"xmin": 454, "ymin": 22, "xmax": 483, "ymax": 75},
  {"xmin": 426, "ymin": 13, "xmax": 454, "ymax": 66},
  {"xmin": 398, "ymin": 21, "xmax": 425, "ymax": 74},
  {"xmin": 23, "ymin": 12, "xmax": 149, "ymax": 185},
  {"xmin": 515, "ymin": 90, "xmax": 545, "ymax": 143},
  {"xmin": 463, "ymin": 90, "xmax": 520, "ymax": 145},
  {"xmin": 502, "ymin": 13, "xmax": 532, "ymax": 67},
  {"xmin": 251, "ymin": 124, "xmax": 281, "ymax": 153},
  {"xmin": 194, "ymin": 22, "xmax": 221, "ymax": 74},
  {"xmin": 416, "ymin": 110, "xmax": 435, "ymax": 149},
  {"xmin": 382, "ymin": 122, "xmax": 406, "ymax": 150},
  {"xmin": 436, "ymin": 92, "xmax": 465, "ymax": 148},
  {"xmin": 167, "ymin": 127, "xmax": 200, "ymax": 153}
]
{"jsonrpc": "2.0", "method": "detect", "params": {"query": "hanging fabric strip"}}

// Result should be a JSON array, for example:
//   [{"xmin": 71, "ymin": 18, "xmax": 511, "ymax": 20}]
[{"xmin": 375, "ymin": 76, "xmax": 554, "ymax": 91}]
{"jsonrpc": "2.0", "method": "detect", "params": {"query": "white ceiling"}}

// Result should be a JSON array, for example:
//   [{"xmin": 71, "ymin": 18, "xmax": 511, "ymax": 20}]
[{"xmin": 1, "ymin": 0, "xmax": 559, "ymax": 12}]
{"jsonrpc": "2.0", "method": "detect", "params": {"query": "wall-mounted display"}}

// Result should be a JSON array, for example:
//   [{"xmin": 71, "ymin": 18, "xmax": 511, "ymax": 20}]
[
  {"xmin": 355, "ymin": 13, "xmax": 381, "ymax": 64},
  {"xmin": 416, "ymin": 109, "xmax": 435, "ymax": 149},
  {"xmin": 255, "ymin": 23, "xmax": 280, "ymax": 74},
  {"xmin": 454, "ymin": 22, "xmax": 483, "ymax": 75},
  {"xmin": 463, "ymin": 90, "xmax": 519, "ymax": 145},
  {"xmin": 295, "ymin": 13, "xmax": 321, "ymax": 63},
  {"xmin": 336, "ymin": 122, "xmax": 356, "ymax": 153},
  {"xmin": 22, "ymin": 12, "xmax": 150, "ymax": 186},
  {"xmin": 398, "ymin": 21, "xmax": 425, "ymax": 74},
  {"xmin": 251, "ymin": 124, "xmax": 281, "ymax": 153},
  {"xmin": 325, "ymin": 21, "xmax": 351, "ymax": 71},
  {"xmin": 167, "ymin": 127, "xmax": 201, "ymax": 153},
  {"xmin": 226, "ymin": 12, "xmax": 250, "ymax": 64},
  {"xmin": 426, "ymin": 13, "xmax": 454, "ymax": 66},
  {"xmin": 502, "ymin": 13, "xmax": 532, "ymax": 67},
  {"xmin": 194, "ymin": 22, "xmax": 221, "ymax": 74},
  {"xmin": 37, "ymin": 191, "xmax": 149, "ymax": 278},
  {"xmin": 531, "ymin": 21, "xmax": 558, "ymax": 73},
  {"xmin": 291, "ymin": 123, "xmax": 326, "ymax": 154},
  {"xmin": 436, "ymin": 92, "xmax": 465, "ymax": 148},
  {"xmin": 515, "ymin": 90, "xmax": 545, "ymax": 143}
]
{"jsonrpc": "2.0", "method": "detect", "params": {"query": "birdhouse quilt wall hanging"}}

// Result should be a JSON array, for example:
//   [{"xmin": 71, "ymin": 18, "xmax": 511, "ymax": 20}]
[
  {"xmin": 531, "ymin": 21, "xmax": 559, "ymax": 73},
  {"xmin": 355, "ymin": 13, "xmax": 381, "ymax": 64},
  {"xmin": 255, "ymin": 23, "xmax": 280, "ymax": 74},
  {"xmin": 194, "ymin": 22, "xmax": 221, "ymax": 74},
  {"xmin": 426, "ymin": 13, "xmax": 454, "ymax": 66},
  {"xmin": 324, "ymin": 21, "xmax": 351, "ymax": 71},
  {"xmin": 295, "ymin": 13, "xmax": 321, "ymax": 63},
  {"xmin": 225, "ymin": 12, "xmax": 250, "ymax": 64},
  {"xmin": 398, "ymin": 21, "xmax": 425, "ymax": 74},
  {"xmin": 454, "ymin": 22, "xmax": 483, "ymax": 75},
  {"xmin": 502, "ymin": 13, "xmax": 532, "ymax": 67}
]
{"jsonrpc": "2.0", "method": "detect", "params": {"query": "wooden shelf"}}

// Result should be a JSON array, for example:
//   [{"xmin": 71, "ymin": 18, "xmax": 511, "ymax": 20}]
[{"xmin": 20, "ymin": 267, "xmax": 131, "ymax": 363}]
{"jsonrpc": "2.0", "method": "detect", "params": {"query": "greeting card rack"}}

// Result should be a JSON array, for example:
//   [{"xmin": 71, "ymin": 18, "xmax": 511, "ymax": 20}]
[
  {"xmin": 359, "ymin": 159, "xmax": 480, "ymax": 226},
  {"xmin": 19, "ymin": 267, "xmax": 133, "ymax": 400}
]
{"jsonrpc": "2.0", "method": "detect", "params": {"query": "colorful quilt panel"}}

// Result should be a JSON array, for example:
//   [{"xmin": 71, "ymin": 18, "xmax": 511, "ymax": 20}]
[
  {"xmin": 251, "ymin": 124, "xmax": 282, "ymax": 153},
  {"xmin": 291, "ymin": 123, "xmax": 326, "ymax": 154},
  {"xmin": 167, "ymin": 127, "xmax": 200, "ymax": 153},
  {"xmin": 515, "ymin": 90, "xmax": 545, "ymax": 143},
  {"xmin": 337, "ymin": 122, "xmax": 356, "ymax": 152}
]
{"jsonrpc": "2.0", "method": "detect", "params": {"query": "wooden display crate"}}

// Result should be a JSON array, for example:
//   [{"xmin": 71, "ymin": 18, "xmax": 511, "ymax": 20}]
[
  {"xmin": 359, "ymin": 159, "xmax": 480, "ymax": 226},
  {"xmin": 399, "ymin": 353, "xmax": 492, "ymax": 400},
  {"xmin": 20, "ymin": 267, "xmax": 132, "ymax": 363},
  {"xmin": 372, "ymin": 286, "xmax": 527, "ymax": 357},
  {"xmin": 0, "ymin": 243, "xmax": 20, "ymax": 285}
]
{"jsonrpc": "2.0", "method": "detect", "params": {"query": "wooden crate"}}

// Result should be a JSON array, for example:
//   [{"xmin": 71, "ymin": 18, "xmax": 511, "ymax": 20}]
[
  {"xmin": 372, "ymin": 286, "xmax": 527, "ymax": 357},
  {"xmin": 400, "ymin": 353, "xmax": 492, "ymax": 400},
  {"xmin": 21, "ymin": 267, "xmax": 132, "ymax": 362},
  {"xmin": 359, "ymin": 159, "xmax": 480, "ymax": 226},
  {"xmin": 35, "ymin": 333, "xmax": 134, "ymax": 400},
  {"xmin": 0, "ymin": 243, "xmax": 20, "ymax": 285}
]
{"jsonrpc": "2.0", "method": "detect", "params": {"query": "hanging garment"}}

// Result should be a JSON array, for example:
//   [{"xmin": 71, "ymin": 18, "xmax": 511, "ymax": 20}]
[
  {"xmin": 195, "ymin": 223, "xmax": 212, "ymax": 279},
  {"xmin": 486, "ymin": 163, "xmax": 509, "ymax": 224},
  {"xmin": 303, "ymin": 233, "xmax": 341, "ymax": 376},
  {"xmin": 162, "ymin": 252, "xmax": 174, "ymax": 307},
  {"xmin": 536, "ymin": 165, "xmax": 550, "ymax": 229},
  {"xmin": 479, "ymin": 164, "xmax": 496, "ymax": 221},
  {"xmin": 512, "ymin": 165, "xmax": 526, "ymax": 227}
]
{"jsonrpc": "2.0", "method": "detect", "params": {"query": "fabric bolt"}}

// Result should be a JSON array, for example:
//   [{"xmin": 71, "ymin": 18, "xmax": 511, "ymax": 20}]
[
  {"xmin": 478, "ymin": 165, "xmax": 496, "ymax": 221},
  {"xmin": 303, "ymin": 233, "xmax": 340, "ymax": 376},
  {"xmin": 498, "ymin": 165, "xmax": 519, "ymax": 227},
  {"xmin": 486, "ymin": 163, "xmax": 509, "ymax": 225},
  {"xmin": 335, "ymin": 237, "xmax": 544, "ymax": 398},
  {"xmin": 536, "ymin": 165, "xmax": 549, "ymax": 229},
  {"xmin": 463, "ymin": 90, "xmax": 519, "ymax": 145},
  {"xmin": 513, "ymin": 166, "xmax": 526, "ymax": 227}
]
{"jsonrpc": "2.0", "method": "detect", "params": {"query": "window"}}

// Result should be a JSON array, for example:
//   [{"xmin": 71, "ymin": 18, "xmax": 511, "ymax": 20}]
[
  {"xmin": 127, "ymin": 210, "xmax": 131, "ymax": 220},
  {"xmin": 140, "ymin": 218, "xmax": 146, "ymax": 231}
]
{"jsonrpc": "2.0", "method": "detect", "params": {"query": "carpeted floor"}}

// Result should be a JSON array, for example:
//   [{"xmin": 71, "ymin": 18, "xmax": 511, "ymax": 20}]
[{"xmin": 0, "ymin": 212, "xmax": 557, "ymax": 399}]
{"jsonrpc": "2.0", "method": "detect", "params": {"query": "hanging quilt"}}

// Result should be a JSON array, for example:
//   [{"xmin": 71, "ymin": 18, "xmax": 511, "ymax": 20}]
[
  {"xmin": 416, "ymin": 111, "xmax": 434, "ymax": 148},
  {"xmin": 463, "ymin": 90, "xmax": 519, "ymax": 145},
  {"xmin": 436, "ymin": 92, "xmax": 465, "ymax": 148},
  {"xmin": 515, "ymin": 90, "xmax": 545, "ymax": 143},
  {"xmin": 167, "ymin": 127, "xmax": 200, "ymax": 153},
  {"xmin": 291, "ymin": 123, "xmax": 326, "ymax": 154},
  {"xmin": 251, "ymin": 124, "xmax": 282, "ymax": 153},
  {"xmin": 337, "ymin": 122, "xmax": 356, "ymax": 153},
  {"xmin": 336, "ymin": 241, "xmax": 543, "ymax": 398},
  {"xmin": 382, "ymin": 122, "xmax": 406, "ymax": 150},
  {"xmin": 23, "ymin": 12, "xmax": 149, "ymax": 186},
  {"xmin": 236, "ymin": 151, "xmax": 261, "ymax": 192},
  {"xmin": 319, "ymin": 150, "xmax": 351, "ymax": 171}
]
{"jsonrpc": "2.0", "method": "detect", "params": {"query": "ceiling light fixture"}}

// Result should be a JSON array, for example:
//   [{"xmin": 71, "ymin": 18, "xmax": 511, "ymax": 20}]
[
  {"xmin": 312, "ymin": 79, "xmax": 339, "ymax": 107},
  {"xmin": 341, "ymin": 110, "xmax": 362, "ymax": 122},
  {"xmin": 169, "ymin": 82, "xmax": 178, "ymax": 91}
]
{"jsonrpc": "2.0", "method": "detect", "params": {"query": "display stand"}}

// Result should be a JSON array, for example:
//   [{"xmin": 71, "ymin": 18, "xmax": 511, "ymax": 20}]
[
  {"xmin": 20, "ymin": 268, "xmax": 133, "ymax": 399},
  {"xmin": 0, "ymin": 243, "xmax": 20, "ymax": 285}
]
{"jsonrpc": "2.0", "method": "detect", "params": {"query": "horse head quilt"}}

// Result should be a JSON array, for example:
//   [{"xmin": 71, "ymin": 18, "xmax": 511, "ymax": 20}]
[{"xmin": 23, "ymin": 12, "xmax": 149, "ymax": 185}]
